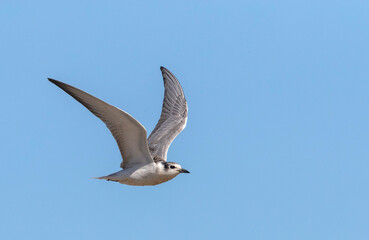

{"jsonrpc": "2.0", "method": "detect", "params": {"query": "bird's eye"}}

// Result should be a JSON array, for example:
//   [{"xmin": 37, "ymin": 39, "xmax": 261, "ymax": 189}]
[{"xmin": 170, "ymin": 165, "xmax": 176, "ymax": 169}]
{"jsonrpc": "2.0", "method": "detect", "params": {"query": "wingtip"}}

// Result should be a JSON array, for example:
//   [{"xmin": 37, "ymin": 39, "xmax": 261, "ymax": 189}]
[
  {"xmin": 160, "ymin": 66, "xmax": 172, "ymax": 77},
  {"xmin": 48, "ymin": 78, "xmax": 65, "ymax": 87},
  {"xmin": 48, "ymin": 78, "xmax": 57, "ymax": 83}
]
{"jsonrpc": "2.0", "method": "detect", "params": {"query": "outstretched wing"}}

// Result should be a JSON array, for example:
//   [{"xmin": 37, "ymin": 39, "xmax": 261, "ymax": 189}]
[
  {"xmin": 49, "ymin": 78, "xmax": 153, "ymax": 169},
  {"xmin": 147, "ymin": 67, "xmax": 188, "ymax": 162}
]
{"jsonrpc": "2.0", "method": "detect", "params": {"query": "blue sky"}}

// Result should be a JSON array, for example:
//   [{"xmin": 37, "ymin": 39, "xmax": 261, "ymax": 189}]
[{"xmin": 1, "ymin": 0, "xmax": 369, "ymax": 239}]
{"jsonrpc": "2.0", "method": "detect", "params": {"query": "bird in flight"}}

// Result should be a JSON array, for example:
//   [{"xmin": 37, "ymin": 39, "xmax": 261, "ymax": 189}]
[{"xmin": 49, "ymin": 66, "xmax": 189, "ymax": 186}]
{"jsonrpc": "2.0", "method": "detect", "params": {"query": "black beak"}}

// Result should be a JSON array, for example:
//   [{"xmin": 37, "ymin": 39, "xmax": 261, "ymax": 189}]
[{"xmin": 179, "ymin": 169, "xmax": 190, "ymax": 174}]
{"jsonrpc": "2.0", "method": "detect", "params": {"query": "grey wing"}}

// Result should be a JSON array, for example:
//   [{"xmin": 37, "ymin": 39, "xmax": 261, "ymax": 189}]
[
  {"xmin": 49, "ymin": 78, "xmax": 153, "ymax": 169},
  {"xmin": 147, "ymin": 67, "xmax": 188, "ymax": 162}
]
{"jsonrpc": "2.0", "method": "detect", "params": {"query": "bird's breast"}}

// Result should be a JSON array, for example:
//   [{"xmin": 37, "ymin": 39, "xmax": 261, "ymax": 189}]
[{"xmin": 119, "ymin": 167, "xmax": 177, "ymax": 186}]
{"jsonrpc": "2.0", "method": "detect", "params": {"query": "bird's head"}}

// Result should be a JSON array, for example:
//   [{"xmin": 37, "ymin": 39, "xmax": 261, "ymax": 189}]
[{"xmin": 159, "ymin": 161, "xmax": 190, "ymax": 175}]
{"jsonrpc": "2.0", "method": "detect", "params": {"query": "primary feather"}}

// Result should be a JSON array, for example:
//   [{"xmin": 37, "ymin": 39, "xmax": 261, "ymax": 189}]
[
  {"xmin": 48, "ymin": 78, "xmax": 153, "ymax": 169},
  {"xmin": 147, "ymin": 67, "xmax": 188, "ymax": 162}
]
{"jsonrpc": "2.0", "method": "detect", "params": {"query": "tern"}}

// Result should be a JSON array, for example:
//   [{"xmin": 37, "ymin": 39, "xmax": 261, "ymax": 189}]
[{"xmin": 49, "ymin": 67, "xmax": 189, "ymax": 186}]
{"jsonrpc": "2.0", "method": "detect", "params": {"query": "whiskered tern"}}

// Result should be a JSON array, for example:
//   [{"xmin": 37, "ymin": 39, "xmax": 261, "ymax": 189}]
[{"xmin": 49, "ymin": 67, "xmax": 189, "ymax": 186}]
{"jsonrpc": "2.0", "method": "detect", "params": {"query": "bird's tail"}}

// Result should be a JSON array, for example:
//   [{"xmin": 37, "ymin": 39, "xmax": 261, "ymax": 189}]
[
  {"xmin": 92, "ymin": 172, "xmax": 122, "ymax": 182},
  {"xmin": 92, "ymin": 170, "xmax": 123, "ymax": 182},
  {"xmin": 92, "ymin": 176, "xmax": 120, "ymax": 182},
  {"xmin": 92, "ymin": 176, "xmax": 107, "ymax": 180}
]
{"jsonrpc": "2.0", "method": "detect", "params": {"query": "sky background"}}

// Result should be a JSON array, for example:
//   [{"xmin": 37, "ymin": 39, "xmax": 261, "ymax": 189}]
[{"xmin": 1, "ymin": 1, "xmax": 369, "ymax": 239}]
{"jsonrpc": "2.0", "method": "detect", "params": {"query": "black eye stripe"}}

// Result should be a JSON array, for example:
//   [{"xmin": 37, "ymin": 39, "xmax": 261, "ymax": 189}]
[{"xmin": 163, "ymin": 162, "xmax": 169, "ymax": 169}]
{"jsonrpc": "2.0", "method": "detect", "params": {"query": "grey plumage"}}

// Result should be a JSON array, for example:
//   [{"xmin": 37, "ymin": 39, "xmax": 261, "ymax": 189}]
[
  {"xmin": 148, "ymin": 67, "xmax": 188, "ymax": 162},
  {"xmin": 48, "ymin": 78, "xmax": 153, "ymax": 169},
  {"xmin": 48, "ymin": 66, "xmax": 189, "ymax": 186}
]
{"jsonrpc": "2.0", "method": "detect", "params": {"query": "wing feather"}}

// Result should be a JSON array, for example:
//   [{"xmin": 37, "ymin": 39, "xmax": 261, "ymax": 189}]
[
  {"xmin": 147, "ymin": 67, "xmax": 188, "ymax": 161},
  {"xmin": 49, "ymin": 78, "xmax": 153, "ymax": 169}
]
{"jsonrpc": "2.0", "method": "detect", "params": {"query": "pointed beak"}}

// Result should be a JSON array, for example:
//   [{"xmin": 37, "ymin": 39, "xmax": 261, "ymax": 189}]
[{"xmin": 179, "ymin": 168, "xmax": 190, "ymax": 174}]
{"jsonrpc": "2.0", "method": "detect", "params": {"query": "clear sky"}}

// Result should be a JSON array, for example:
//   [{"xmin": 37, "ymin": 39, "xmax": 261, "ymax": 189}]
[{"xmin": 1, "ymin": 1, "xmax": 369, "ymax": 239}]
